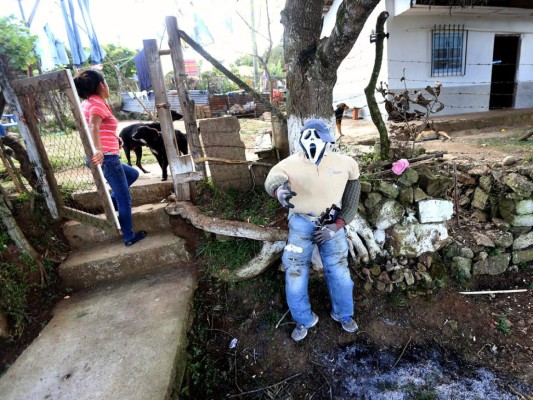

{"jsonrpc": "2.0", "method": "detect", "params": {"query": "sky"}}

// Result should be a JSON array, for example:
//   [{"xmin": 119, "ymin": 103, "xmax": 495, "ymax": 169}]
[{"xmin": 2, "ymin": 0, "xmax": 285, "ymax": 71}]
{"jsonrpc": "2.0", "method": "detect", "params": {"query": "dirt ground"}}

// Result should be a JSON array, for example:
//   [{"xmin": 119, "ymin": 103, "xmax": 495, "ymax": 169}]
[{"xmin": 180, "ymin": 117, "xmax": 533, "ymax": 399}]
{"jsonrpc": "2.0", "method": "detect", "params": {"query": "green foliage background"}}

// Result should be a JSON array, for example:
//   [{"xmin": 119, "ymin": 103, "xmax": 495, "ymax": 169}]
[{"xmin": 0, "ymin": 15, "xmax": 38, "ymax": 72}]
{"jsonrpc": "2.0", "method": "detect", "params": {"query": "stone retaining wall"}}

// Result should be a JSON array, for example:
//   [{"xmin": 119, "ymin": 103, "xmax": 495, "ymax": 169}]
[{"xmin": 355, "ymin": 158, "xmax": 533, "ymax": 294}]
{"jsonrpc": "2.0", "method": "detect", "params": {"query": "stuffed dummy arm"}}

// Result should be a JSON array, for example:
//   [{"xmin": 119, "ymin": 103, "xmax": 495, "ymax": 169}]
[
  {"xmin": 265, "ymin": 172, "xmax": 296, "ymax": 208},
  {"xmin": 312, "ymin": 179, "xmax": 361, "ymax": 244}
]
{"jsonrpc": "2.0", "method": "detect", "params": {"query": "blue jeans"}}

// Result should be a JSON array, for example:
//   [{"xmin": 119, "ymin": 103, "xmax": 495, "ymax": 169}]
[
  {"xmin": 101, "ymin": 155, "xmax": 139, "ymax": 243},
  {"xmin": 282, "ymin": 213, "xmax": 354, "ymax": 327}
]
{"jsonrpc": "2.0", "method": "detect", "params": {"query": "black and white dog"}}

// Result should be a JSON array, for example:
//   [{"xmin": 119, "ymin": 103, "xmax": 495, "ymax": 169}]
[
  {"xmin": 132, "ymin": 126, "xmax": 188, "ymax": 181},
  {"xmin": 119, "ymin": 110, "xmax": 183, "ymax": 174}
]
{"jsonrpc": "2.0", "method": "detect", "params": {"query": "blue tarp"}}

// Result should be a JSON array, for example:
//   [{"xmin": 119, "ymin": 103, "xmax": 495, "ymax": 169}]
[
  {"xmin": 44, "ymin": 24, "xmax": 69, "ymax": 66},
  {"xmin": 60, "ymin": 0, "xmax": 106, "ymax": 66},
  {"xmin": 134, "ymin": 49, "xmax": 151, "ymax": 91},
  {"xmin": 77, "ymin": 0, "xmax": 106, "ymax": 64},
  {"xmin": 60, "ymin": 0, "xmax": 89, "ymax": 66}
]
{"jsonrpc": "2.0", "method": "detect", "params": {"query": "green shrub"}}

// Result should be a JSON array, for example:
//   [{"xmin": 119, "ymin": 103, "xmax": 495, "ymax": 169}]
[{"xmin": 0, "ymin": 260, "xmax": 31, "ymax": 338}]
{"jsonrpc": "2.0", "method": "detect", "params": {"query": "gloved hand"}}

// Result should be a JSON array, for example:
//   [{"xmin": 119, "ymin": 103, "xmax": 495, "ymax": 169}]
[
  {"xmin": 312, "ymin": 218, "xmax": 345, "ymax": 244},
  {"xmin": 275, "ymin": 181, "xmax": 296, "ymax": 208}
]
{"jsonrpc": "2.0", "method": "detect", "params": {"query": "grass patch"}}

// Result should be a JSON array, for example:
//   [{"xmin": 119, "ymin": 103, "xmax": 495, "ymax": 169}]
[
  {"xmin": 497, "ymin": 315, "xmax": 511, "ymax": 336},
  {"xmin": 0, "ymin": 254, "xmax": 57, "ymax": 339},
  {"xmin": 179, "ymin": 267, "xmax": 285, "ymax": 398},
  {"xmin": 182, "ymin": 324, "xmax": 228, "ymax": 398},
  {"xmin": 48, "ymin": 155, "xmax": 86, "ymax": 172},
  {"xmin": 451, "ymin": 268, "xmax": 468, "ymax": 284},
  {"xmin": 196, "ymin": 179, "xmax": 280, "ymax": 225},
  {"xmin": 233, "ymin": 273, "xmax": 284, "ymax": 301},
  {"xmin": 238, "ymin": 119, "xmax": 272, "ymax": 141},
  {"xmin": 130, "ymin": 147, "xmax": 158, "ymax": 165},
  {"xmin": 197, "ymin": 237, "xmax": 262, "ymax": 274},
  {"xmin": 0, "ymin": 231, "xmax": 9, "ymax": 249},
  {"xmin": 475, "ymin": 129, "xmax": 533, "ymax": 156},
  {"xmin": 0, "ymin": 261, "xmax": 31, "ymax": 338},
  {"xmin": 485, "ymin": 247, "xmax": 502, "ymax": 256}
]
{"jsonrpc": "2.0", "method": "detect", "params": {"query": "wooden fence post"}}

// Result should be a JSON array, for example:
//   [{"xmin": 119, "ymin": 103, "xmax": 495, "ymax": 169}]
[
  {"xmin": 165, "ymin": 16, "xmax": 204, "ymax": 167},
  {"xmin": 143, "ymin": 39, "xmax": 193, "ymax": 201}
]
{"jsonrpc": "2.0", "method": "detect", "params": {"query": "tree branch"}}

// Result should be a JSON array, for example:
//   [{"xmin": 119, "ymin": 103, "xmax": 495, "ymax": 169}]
[{"xmin": 320, "ymin": 0, "xmax": 382, "ymax": 70}]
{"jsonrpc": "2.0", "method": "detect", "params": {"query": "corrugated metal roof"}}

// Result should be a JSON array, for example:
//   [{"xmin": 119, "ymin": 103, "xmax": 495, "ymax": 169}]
[{"xmin": 121, "ymin": 90, "xmax": 209, "ymax": 113}]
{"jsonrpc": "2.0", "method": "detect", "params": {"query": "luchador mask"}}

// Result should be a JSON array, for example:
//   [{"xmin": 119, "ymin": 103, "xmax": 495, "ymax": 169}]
[{"xmin": 299, "ymin": 119, "xmax": 335, "ymax": 165}]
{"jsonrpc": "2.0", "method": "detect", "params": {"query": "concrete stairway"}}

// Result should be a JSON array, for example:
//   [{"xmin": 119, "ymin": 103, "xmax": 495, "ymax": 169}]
[{"xmin": 0, "ymin": 177, "xmax": 198, "ymax": 400}]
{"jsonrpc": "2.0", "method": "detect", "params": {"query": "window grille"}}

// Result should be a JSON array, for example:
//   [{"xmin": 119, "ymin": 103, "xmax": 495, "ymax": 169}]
[{"xmin": 431, "ymin": 24, "xmax": 467, "ymax": 77}]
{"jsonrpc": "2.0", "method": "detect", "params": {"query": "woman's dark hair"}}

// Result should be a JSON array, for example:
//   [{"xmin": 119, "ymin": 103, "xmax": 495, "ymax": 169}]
[{"xmin": 73, "ymin": 70, "xmax": 105, "ymax": 99}]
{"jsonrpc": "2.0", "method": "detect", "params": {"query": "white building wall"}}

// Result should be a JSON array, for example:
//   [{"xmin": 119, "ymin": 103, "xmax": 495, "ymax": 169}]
[
  {"xmin": 515, "ymin": 34, "xmax": 533, "ymax": 109},
  {"xmin": 387, "ymin": 14, "xmax": 533, "ymax": 116},
  {"xmin": 331, "ymin": 0, "xmax": 533, "ymax": 118}
]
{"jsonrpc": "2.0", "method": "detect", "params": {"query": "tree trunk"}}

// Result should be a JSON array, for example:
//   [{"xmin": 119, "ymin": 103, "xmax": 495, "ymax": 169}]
[
  {"xmin": 1, "ymin": 133, "xmax": 39, "ymax": 191},
  {"xmin": 281, "ymin": 0, "xmax": 381, "ymax": 153},
  {"xmin": 364, "ymin": 11, "xmax": 390, "ymax": 160}
]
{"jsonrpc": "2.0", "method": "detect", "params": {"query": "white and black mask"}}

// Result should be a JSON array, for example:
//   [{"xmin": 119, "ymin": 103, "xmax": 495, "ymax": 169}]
[{"xmin": 300, "ymin": 128, "xmax": 328, "ymax": 164}]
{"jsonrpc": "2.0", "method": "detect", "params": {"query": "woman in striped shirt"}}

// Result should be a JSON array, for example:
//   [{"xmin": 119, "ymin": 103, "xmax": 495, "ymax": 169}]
[{"xmin": 74, "ymin": 70, "xmax": 147, "ymax": 246}]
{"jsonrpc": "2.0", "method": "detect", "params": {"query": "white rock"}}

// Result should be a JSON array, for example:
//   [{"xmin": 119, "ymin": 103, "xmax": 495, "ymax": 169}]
[
  {"xmin": 516, "ymin": 200, "xmax": 533, "ymax": 215},
  {"xmin": 502, "ymin": 156, "xmax": 519, "ymax": 166},
  {"xmin": 386, "ymin": 222, "xmax": 449, "ymax": 258},
  {"xmin": 417, "ymin": 199, "xmax": 454, "ymax": 223}
]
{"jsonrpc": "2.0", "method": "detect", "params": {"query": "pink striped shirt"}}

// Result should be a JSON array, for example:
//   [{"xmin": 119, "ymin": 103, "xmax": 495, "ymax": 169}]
[{"xmin": 82, "ymin": 95, "xmax": 119, "ymax": 155}]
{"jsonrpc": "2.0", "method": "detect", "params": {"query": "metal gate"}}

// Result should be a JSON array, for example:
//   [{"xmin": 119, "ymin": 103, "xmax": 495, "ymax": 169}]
[{"xmin": 3, "ymin": 69, "xmax": 119, "ymax": 234}]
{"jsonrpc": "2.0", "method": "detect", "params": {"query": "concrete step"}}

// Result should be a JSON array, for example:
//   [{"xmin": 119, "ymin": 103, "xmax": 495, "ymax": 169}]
[
  {"xmin": 59, "ymin": 231, "xmax": 189, "ymax": 290},
  {"xmin": 0, "ymin": 265, "xmax": 198, "ymax": 400},
  {"xmin": 63, "ymin": 203, "xmax": 171, "ymax": 250},
  {"xmin": 71, "ymin": 177, "xmax": 173, "ymax": 211}
]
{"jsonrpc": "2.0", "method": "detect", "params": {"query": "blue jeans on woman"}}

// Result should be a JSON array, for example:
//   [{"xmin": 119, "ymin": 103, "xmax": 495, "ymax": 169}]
[
  {"xmin": 101, "ymin": 155, "xmax": 139, "ymax": 243},
  {"xmin": 282, "ymin": 213, "xmax": 354, "ymax": 327}
]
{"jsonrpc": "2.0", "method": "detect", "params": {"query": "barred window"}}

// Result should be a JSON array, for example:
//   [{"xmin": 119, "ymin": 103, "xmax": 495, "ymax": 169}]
[{"xmin": 432, "ymin": 25, "xmax": 467, "ymax": 77}]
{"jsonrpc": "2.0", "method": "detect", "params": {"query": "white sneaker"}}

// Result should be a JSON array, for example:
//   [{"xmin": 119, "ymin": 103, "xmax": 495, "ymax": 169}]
[
  {"xmin": 291, "ymin": 312, "xmax": 319, "ymax": 341},
  {"xmin": 331, "ymin": 312, "xmax": 359, "ymax": 333}
]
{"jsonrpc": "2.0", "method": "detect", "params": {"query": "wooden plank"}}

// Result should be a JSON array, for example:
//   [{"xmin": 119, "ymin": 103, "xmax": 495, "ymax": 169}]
[
  {"xmin": 11, "ymin": 70, "xmax": 71, "ymax": 95},
  {"xmin": 174, "ymin": 172, "xmax": 204, "ymax": 184},
  {"xmin": 60, "ymin": 207, "xmax": 116, "ymax": 235},
  {"xmin": 17, "ymin": 92, "xmax": 66, "ymax": 210},
  {"xmin": 0, "ymin": 59, "xmax": 59, "ymax": 218},
  {"xmin": 63, "ymin": 70, "xmax": 120, "ymax": 231},
  {"xmin": 143, "ymin": 39, "xmax": 192, "ymax": 201},
  {"xmin": 165, "ymin": 16, "xmax": 204, "ymax": 163}
]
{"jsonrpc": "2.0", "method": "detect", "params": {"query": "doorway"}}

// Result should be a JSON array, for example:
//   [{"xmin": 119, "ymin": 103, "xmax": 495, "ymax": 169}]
[{"xmin": 489, "ymin": 35, "xmax": 519, "ymax": 109}]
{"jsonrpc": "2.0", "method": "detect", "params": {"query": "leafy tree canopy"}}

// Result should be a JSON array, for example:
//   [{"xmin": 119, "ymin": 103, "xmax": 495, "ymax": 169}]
[
  {"xmin": 102, "ymin": 44, "xmax": 136, "ymax": 78},
  {"xmin": 0, "ymin": 15, "xmax": 38, "ymax": 71},
  {"xmin": 264, "ymin": 43, "xmax": 284, "ymax": 77},
  {"xmin": 197, "ymin": 68, "xmax": 239, "ymax": 94},
  {"xmin": 234, "ymin": 54, "xmax": 254, "ymax": 67},
  {"xmin": 101, "ymin": 44, "xmax": 137, "ymax": 92}
]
